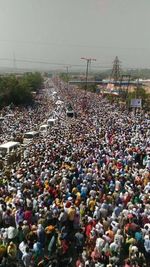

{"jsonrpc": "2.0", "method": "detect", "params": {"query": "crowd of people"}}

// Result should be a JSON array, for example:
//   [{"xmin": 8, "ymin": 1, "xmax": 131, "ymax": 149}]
[{"xmin": 0, "ymin": 77, "xmax": 150, "ymax": 267}]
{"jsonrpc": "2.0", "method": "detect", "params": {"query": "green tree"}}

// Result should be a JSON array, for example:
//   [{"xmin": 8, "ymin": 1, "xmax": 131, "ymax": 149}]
[
  {"xmin": 0, "ymin": 75, "xmax": 18, "ymax": 105},
  {"xmin": 11, "ymin": 77, "xmax": 33, "ymax": 105},
  {"xmin": 59, "ymin": 72, "xmax": 69, "ymax": 82},
  {"xmin": 88, "ymin": 84, "xmax": 97, "ymax": 93},
  {"xmin": 0, "ymin": 72, "xmax": 43, "ymax": 107},
  {"xmin": 23, "ymin": 72, "xmax": 43, "ymax": 92}
]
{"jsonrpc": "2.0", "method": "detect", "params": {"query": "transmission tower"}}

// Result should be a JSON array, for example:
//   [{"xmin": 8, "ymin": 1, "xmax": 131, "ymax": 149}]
[{"xmin": 111, "ymin": 56, "xmax": 121, "ymax": 83}]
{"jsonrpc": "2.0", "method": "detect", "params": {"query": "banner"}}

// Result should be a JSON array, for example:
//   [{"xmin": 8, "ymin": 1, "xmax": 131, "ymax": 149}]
[{"xmin": 130, "ymin": 99, "xmax": 142, "ymax": 108}]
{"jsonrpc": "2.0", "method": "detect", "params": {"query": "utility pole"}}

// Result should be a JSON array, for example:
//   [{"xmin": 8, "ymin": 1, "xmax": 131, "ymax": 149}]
[{"xmin": 81, "ymin": 57, "xmax": 96, "ymax": 92}]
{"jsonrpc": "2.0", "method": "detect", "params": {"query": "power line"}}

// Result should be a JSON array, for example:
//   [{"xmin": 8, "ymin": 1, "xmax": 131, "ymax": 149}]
[
  {"xmin": 0, "ymin": 39, "xmax": 149, "ymax": 51},
  {"xmin": 0, "ymin": 57, "xmax": 147, "ymax": 71},
  {"xmin": 0, "ymin": 57, "xmax": 111, "ymax": 69}
]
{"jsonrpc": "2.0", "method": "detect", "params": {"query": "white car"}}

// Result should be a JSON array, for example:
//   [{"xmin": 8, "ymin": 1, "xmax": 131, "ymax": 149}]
[
  {"xmin": 39, "ymin": 124, "xmax": 50, "ymax": 135},
  {"xmin": 23, "ymin": 131, "xmax": 39, "ymax": 144},
  {"xmin": 47, "ymin": 118, "xmax": 57, "ymax": 126}
]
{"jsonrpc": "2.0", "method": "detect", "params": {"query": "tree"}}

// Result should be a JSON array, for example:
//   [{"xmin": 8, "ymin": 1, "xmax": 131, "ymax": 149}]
[
  {"xmin": 0, "ymin": 75, "xmax": 18, "ymax": 105},
  {"xmin": 59, "ymin": 72, "xmax": 69, "ymax": 83},
  {"xmin": 23, "ymin": 72, "xmax": 43, "ymax": 92},
  {"xmin": 11, "ymin": 77, "xmax": 33, "ymax": 105},
  {"xmin": 0, "ymin": 72, "xmax": 43, "ymax": 107}
]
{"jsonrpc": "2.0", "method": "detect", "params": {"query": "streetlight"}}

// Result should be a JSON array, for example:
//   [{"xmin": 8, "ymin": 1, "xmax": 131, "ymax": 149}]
[{"xmin": 81, "ymin": 57, "xmax": 96, "ymax": 92}]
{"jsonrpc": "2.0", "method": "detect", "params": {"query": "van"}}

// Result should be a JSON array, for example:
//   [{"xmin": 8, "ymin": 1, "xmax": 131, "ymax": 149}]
[
  {"xmin": 47, "ymin": 118, "xmax": 57, "ymax": 126},
  {"xmin": 0, "ymin": 141, "xmax": 20, "ymax": 157},
  {"xmin": 39, "ymin": 124, "xmax": 49, "ymax": 134},
  {"xmin": 23, "ymin": 131, "xmax": 39, "ymax": 144}
]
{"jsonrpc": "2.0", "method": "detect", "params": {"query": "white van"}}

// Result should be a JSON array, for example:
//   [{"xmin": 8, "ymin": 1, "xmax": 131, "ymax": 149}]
[
  {"xmin": 0, "ymin": 141, "xmax": 20, "ymax": 157},
  {"xmin": 23, "ymin": 131, "xmax": 39, "ymax": 144},
  {"xmin": 39, "ymin": 124, "xmax": 49, "ymax": 134},
  {"xmin": 47, "ymin": 118, "xmax": 57, "ymax": 126}
]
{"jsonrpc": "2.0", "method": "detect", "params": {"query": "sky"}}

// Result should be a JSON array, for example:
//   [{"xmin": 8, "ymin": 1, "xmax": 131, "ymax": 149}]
[{"xmin": 0, "ymin": 0, "xmax": 150, "ymax": 71}]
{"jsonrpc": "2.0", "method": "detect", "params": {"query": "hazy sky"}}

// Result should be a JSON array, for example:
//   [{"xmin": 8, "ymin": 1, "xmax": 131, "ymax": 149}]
[{"xmin": 0, "ymin": 0, "xmax": 150, "ymax": 71}]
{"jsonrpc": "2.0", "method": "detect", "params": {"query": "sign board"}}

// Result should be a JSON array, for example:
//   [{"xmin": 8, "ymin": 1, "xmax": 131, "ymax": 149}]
[{"xmin": 130, "ymin": 99, "xmax": 142, "ymax": 108}]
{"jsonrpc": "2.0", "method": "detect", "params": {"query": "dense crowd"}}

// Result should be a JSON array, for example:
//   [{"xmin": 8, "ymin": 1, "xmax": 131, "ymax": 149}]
[{"xmin": 0, "ymin": 78, "xmax": 150, "ymax": 267}]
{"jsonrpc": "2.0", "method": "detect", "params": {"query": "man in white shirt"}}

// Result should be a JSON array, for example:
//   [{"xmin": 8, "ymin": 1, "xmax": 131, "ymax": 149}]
[
  {"xmin": 7, "ymin": 226, "xmax": 18, "ymax": 240},
  {"xmin": 19, "ymin": 238, "xmax": 28, "ymax": 255},
  {"xmin": 95, "ymin": 233, "xmax": 105, "ymax": 252},
  {"xmin": 22, "ymin": 247, "xmax": 32, "ymax": 267}
]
